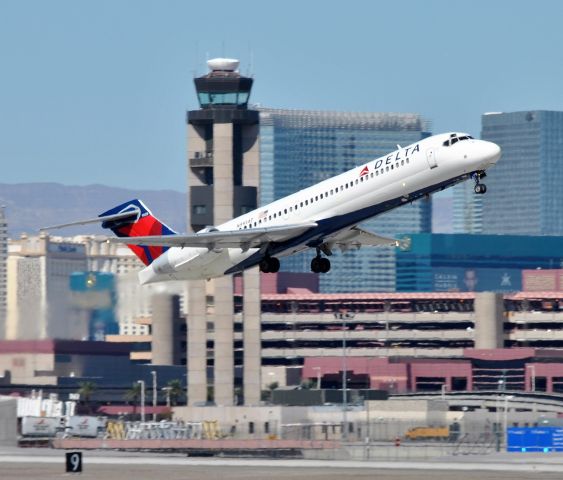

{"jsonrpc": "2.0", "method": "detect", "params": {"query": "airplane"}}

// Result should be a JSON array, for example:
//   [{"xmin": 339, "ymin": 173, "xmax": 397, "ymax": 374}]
[{"xmin": 43, "ymin": 132, "xmax": 501, "ymax": 284}]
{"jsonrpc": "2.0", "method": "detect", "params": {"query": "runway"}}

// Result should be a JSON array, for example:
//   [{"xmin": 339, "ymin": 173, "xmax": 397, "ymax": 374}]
[{"xmin": 0, "ymin": 448, "xmax": 562, "ymax": 480}]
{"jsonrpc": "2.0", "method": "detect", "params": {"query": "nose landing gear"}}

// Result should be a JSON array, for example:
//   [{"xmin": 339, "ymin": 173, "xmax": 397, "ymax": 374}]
[{"xmin": 473, "ymin": 171, "xmax": 487, "ymax": 194}]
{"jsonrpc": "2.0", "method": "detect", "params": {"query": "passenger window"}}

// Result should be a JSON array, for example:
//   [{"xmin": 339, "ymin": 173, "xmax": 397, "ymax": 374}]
[
  {"xmin": 305, "ymin": 200, "xmax": 308, "ymax": 205},
  {"xmin": 300, "ymin": 202, "xmax": 303, "ymax": 207},
  {"xmin": 330, "ymin": 189, "xmax": 334, "ymax": 195},
  {"xmin": 355, "ymin": 179, "xmax": 358, "ymax": 185},
  {"xmin": 386, "ymin": 166, "xmax": 389, "ymax": 172},
  {"xmin": 370, "ymin": 172, "xmax": 374, "ymax": 178},
  {"xmin": 391, "ymin": 165, "xmax": 394, "ymax": 170},
  {"xmin": 284, "ymin": 209, "xmax": 287, "ymax": 214},
  {"xmin": 406, "ymin": 159, "xmax": 409, "ymax": 164},
  {"xmin": 401, "ymin": 160, "xmax": 404, "ymax": 166},
  {"xmin": 320, "ymin": 193, "xmax": 323, "ymax": 199},
  {"xmin": 289, "ymin": 206, "xmax": 292, "ymax": 212}
]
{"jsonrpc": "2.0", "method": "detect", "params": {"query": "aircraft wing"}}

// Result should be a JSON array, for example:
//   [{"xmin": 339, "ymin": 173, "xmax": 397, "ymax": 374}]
[
  {"xmin": 107, "ymin": 222, "xmax": 318, "ymax": 250},
  {"xmin": 325, "ymin": 226, "xmax": 399, "ymax": 252}
]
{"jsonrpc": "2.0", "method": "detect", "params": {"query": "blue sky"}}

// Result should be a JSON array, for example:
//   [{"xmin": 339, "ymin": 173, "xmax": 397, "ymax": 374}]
[{"xmin": 1, "ymin": 0, "xmax": 562, "ymax": 191}]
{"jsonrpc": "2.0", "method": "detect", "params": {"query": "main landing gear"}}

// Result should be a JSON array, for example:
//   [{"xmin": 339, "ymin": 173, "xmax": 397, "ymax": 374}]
[
  {"xmin": 259, "ymin": 255, "xmax": 280, "ymax": 273},
  {"xmin": 311, "ymin": 248, "xmax": 331, "ymax": 273},
  {"xmin": 473, "ymin": 171, "xmax": 487, "ymax": 194}
]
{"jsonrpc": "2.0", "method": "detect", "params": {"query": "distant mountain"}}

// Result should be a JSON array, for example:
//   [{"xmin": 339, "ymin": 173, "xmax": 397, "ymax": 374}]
[{"xmin": 0, "ymin": 183, "xmax": 186, "ymax": 237}]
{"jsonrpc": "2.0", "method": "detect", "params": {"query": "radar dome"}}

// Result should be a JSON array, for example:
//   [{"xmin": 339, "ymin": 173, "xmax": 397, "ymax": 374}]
[{"xmin": 207, "ymin": 58, "xmax": 239, "ymax": 72}]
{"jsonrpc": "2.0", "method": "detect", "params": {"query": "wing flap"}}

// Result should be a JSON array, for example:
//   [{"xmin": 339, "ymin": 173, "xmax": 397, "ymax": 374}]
[
  {"xmin": 327, "ymin": 226, "xmax": 398, "ymax": 251},
  {"xmin": 107, "ymin": 222, "xmax": 318, "ymax": 249}
]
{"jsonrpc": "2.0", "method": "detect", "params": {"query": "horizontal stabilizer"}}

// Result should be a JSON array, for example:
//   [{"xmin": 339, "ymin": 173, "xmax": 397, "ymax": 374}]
[
  {"xmin": 40, "ymin": 210, "xmax": 138, "ymax": 231},
  {"xmin": 107, "ymin": 222, "xmax": 318, "ymax": 250}
]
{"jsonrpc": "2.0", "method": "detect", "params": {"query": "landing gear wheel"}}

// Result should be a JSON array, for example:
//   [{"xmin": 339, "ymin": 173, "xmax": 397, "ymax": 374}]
[
  {"xmin": 319, "ymin": 257, "xmax": 331, "ymax": 273},
  {"xmin": 259, "ymin": 256, "xmax": 280, "ymax": 273},
  {"xmin": 474, "ymin": 183, "xmax": 487, "ymax": 194},
  {"xmin": 311, "ymin": 257, "xmax": 321, "ymax": 273},
  {"xmin": 311, "ymin": 256, "xmax": 331, "ymax": 273},
  {"xmin": 268, "ymin": 257, "xmax": 280, "ymax": 273}
]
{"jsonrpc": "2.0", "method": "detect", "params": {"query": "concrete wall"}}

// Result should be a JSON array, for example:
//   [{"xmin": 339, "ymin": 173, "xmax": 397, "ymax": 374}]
[
  {"xmin": 474, "ymin": 292, "xmax": 504, "ymax": 349},
  {"xmin": 0, "ymin": 397, "xmax": 18, "ymax": 446},
  {"xmin": 0, "ymin": 352, "xmax": 56, "ymax": 385},
  {"xmin": 151, "ymin": 293, "xmax": 179, "ymax": 365}
]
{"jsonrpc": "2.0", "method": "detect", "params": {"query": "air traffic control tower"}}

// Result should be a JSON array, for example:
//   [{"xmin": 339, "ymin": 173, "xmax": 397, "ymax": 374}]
[{"xmin": 186, "ymin": 58, "xmax": 261, "ymax": 406}]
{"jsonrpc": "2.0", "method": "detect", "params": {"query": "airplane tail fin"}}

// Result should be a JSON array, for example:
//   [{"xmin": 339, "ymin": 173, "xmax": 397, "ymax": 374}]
[{"xmin": 99, "ymin": 199, "xmax": 177, "ymax": 266}]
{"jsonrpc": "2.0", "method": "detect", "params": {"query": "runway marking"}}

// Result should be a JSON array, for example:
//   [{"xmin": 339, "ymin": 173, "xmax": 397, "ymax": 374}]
[{"xmin": 0, "ymin": 455, "xmax": 562, "ymax": 473}]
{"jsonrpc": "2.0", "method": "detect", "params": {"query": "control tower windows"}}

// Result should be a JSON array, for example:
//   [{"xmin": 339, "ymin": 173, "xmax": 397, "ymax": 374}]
[{"xmin": 197, "ymin": 91, "xmax": 251, "ymax": 108}]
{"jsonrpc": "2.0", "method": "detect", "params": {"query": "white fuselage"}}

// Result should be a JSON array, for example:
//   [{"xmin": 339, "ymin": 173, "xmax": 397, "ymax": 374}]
[{"xmin": 139, "ymin": 133, "xmax": 501, "ymax": 284}]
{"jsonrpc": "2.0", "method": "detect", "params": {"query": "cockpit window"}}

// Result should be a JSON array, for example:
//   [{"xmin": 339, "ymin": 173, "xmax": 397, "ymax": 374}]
[{"xmin": 442, "ymin": 134, "xmax": 474, "ymax": 147}]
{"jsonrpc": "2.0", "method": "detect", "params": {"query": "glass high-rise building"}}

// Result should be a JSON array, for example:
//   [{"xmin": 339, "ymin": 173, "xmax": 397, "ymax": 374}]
[
  {"xmin": 480, "ymin": 111, "xmax": 563, "ymax": 235},
  {"xmin": 452, "ymin": 181, "xmax": 482, "ymax": 234},
  {"xmin": 259, "ymin": 109, "xmax": 432, "ymax": 292},
  {"xmin": 396, "ymin": 233, "xmax": 563, "ymax": 292}
]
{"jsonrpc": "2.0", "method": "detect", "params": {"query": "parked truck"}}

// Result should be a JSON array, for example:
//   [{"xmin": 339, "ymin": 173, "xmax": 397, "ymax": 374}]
[{"xmin": 405, "ymin": 426, "xmax": 450, "ymax": 441}]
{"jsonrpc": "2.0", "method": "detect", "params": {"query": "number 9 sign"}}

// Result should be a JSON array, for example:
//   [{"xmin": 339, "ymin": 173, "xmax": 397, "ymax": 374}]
[{"xmin": 65, "ymin": 451, "xmax": 83, "ymax": 473}]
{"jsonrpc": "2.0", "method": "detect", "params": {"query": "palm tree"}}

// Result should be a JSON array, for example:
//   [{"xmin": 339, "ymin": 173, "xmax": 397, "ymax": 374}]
[
  {"xmin": 124, "ymin": 382, "xmax": 143, "ymax": 415},
  {"xmin": 77, "ymin": 381, "xmax": 97, "ymax": 414},
  {"xmin": 261, "ymin": 381, "xmax": 279, "ymax": 402},
  {"xmin": 166, "ymin": 379, "xmax": 184, "ymax": 406}
]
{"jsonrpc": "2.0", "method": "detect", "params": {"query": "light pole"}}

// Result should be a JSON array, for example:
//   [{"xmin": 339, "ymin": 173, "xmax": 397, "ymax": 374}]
[
  {"xmin": 335, "ymin": 310, "xmax": 354, "ymax": 442},
  {"xmin": 503, "ymin": 395, "xmax": 514, "ymax": 448},
  {"xmin": 151, "ymin": 370, "xmax": 157, "ymax": 421},
  {"xmin": 137, "ymin": 380, "xmax": 145, "ymax": 423},
  {"xmin": 162, "ymin": 387, "xmax": 172, "ymax": 409},
  {"xmin": 313, "ymin": 367, "xmax": 322, "ymax": 389}
]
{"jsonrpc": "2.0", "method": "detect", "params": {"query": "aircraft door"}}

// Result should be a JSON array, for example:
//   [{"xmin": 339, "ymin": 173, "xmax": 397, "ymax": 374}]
[{"xmin": 426, "ymin": 148, "xmax": 438, "ymax": 169}]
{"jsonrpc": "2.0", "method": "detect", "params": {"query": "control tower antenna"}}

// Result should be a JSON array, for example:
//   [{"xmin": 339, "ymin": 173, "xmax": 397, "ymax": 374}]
[{"xmin": 193, "ymin": 41, "xmax": 199, "ymax": 78}]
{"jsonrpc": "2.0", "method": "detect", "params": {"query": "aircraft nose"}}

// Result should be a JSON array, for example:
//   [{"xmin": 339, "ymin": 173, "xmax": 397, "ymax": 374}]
[{"xmin": 483, "ymin": 141, "xmax": 501, "ymax": 164}]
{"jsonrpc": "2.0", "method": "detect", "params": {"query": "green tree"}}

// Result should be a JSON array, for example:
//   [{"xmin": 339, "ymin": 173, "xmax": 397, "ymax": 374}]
[
  {"xmin": 77, "ymin": 381, "xmax": 97, "ymax": 414},
  {"xmin": 124, "ymin": 382, "xmax": 143, "ymax": 414},
  {"xmin": 261, "ymin": 381, "xmax": 279, "ymax": 402},
  {"xmin": 166, "ymin": 379, "xmax": 184, "ymax": 406},
  {"xmin": 300, "ymin": 379, "xmax": 315, "ymax": 390}
]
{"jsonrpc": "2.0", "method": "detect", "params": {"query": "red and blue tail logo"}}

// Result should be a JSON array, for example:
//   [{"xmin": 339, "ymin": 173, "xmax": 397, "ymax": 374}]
[{"xmin": 99, "ymin": 199, "xmax": 177, "ymax": 266}]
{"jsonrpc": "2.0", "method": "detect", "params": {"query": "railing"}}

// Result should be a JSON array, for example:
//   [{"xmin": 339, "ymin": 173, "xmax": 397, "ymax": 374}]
[{"xmin": 189, "ymin": 152, "xmax": 213, "ymax": 168}]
